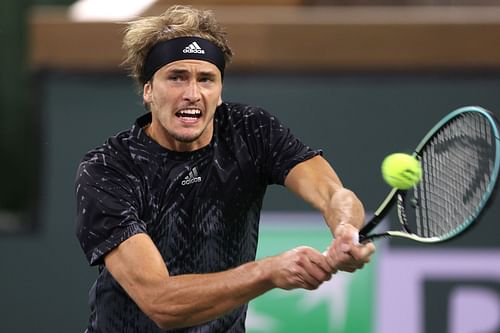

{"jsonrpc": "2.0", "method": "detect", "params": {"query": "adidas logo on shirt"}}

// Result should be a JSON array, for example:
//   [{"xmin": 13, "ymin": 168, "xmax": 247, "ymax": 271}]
[
  {"xmin": 181, "ymin": 167, "xmax": 202, "ymax": 186},
  {"xmin": 183, "ymin": 41, "xmax": 206, "ymax": 54}
]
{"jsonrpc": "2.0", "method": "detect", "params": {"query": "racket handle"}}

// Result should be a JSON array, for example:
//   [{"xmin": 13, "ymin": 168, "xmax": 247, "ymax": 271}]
[
  {"xmin": 358, "ymin": 214, "xmax": 382, "ymax": 244},
  {"xmin": 359, "ymin": 214, "xmax": 381, "ymax": 237},
  {"xmin": 358, "ymin": 233, "xmax": 370, "ymax": 244}
]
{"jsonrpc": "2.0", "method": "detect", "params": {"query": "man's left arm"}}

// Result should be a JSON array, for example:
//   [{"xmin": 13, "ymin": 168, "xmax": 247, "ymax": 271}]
[{"xmin": 284, "ymin": 155, "xmax": 375, "ymax": 272}]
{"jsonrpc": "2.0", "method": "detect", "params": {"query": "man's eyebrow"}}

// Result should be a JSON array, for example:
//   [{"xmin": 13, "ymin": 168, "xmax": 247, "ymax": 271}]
[
  {"xmin": 166, "ymin": 68, "xmax": 189, "ymax": 75},
  {"xmin": 166, "ymin": 69, "xmax": 217, "ymax": 77},
  {"xmin": 198, "ymin": 71, "xmax": 217, "ymax": 77}
]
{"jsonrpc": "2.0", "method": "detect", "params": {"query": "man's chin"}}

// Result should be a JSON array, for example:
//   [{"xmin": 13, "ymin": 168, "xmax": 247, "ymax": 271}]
[{"xmin": 171, "ymin": 130, "xmax": 203, "ymax": 144}]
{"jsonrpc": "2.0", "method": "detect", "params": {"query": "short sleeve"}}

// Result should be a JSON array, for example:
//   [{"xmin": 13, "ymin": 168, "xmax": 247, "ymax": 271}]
[
  {"xmin": 75, "ymin": 154, "xmax": 146, "ymax": 266},
  {"xmin": 243, "ymin": 107, "xmax": 322, "ymax": 185}
]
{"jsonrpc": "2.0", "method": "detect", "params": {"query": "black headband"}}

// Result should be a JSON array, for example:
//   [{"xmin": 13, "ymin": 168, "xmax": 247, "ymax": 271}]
[{"xmin": 142, "ymin": 36, "xmax": 226, "ymax": 83}]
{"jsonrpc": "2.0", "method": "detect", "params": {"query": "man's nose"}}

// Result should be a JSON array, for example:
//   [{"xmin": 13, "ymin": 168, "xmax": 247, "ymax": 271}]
[{"xmin": 183, "ymin": 80, "xmax": 201, "ymax": 102}]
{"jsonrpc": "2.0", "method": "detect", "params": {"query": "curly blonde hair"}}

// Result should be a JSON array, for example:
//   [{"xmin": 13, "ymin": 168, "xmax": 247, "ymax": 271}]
[{"xmin": 122, "ymin": 5, "xmax": 233, "ymax": 88}]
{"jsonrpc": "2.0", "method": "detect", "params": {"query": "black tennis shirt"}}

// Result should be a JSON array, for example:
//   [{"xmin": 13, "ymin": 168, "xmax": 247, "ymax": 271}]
[{"xmin": 75, "ymin": 102, "xmax": 320, "ymax": 332}]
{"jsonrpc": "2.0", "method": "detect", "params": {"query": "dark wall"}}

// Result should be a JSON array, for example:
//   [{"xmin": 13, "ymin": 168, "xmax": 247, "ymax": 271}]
[
  {"xmin": 32, "ymin": 0, "xmax": 75, "ymax": 5},
  {"xmin": 0, "ymin": 70, "xmax": 499, "ymax": 332},
  {"xmin": 0, "ymin": 0, "xmax": 37, "ymax": 219}
]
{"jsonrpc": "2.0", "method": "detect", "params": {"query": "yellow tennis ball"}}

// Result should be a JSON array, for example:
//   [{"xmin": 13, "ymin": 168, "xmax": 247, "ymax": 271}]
[{"xmin": 381, "ymin": 153, "xmax": 422, "ymax": 190}]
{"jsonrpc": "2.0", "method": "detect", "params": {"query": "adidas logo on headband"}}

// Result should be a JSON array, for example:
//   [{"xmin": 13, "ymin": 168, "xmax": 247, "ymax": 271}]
[{"xmin": 183, "ymin": 41, "xmax": 205, "ymax": 54}]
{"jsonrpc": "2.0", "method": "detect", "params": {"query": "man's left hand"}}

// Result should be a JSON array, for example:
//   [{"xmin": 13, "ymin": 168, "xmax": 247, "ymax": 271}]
[{"xmin": 324, "ymin": 223, "xmax": 376, "ymax": 273}]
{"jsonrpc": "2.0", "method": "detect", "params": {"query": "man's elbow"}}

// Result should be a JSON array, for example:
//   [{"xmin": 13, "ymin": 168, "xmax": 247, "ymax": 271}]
[
  {"xmin": 152, "ymin": 317, "xmax": 174, "ymax": 331},
  {"xmin": 144, "ymin": 303, "xmax": 188, "ymax": 330}
]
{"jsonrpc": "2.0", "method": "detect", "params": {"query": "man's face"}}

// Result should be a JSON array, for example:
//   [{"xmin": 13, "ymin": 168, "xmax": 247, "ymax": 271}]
[{"xmin": 143, "ymin": 59, "xmax": 223, "ymax": 151}]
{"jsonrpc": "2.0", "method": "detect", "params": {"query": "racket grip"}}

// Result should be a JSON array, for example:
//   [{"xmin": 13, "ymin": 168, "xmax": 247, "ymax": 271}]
[
  {"xmin": 358, "ymin": 233, "xmax": 370, "ymax": 244},
  {"xmin": 358, "ymin": 214, "xmax": 382, "ymax": 243}
]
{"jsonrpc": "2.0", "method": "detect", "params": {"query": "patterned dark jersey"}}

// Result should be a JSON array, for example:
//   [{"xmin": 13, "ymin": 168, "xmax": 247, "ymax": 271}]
[{"xmin": 75, "ymin": 102, "xmax": 321, "ymax": 333}]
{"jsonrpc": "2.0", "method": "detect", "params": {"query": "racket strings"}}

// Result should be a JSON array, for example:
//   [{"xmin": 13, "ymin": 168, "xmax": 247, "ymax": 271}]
[{"xmin": 410, "ymin": 112, "xmax": 497, "ymax": 239}]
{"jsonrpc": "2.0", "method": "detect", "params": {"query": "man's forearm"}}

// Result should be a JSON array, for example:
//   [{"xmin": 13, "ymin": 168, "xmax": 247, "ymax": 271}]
[
  {"xmin": 148, "ymin": 259, "xmax": 274, "ymax": 330},
  {"xmin": 105, "ymin": 234, "xmax": 276, "ymax": 330},
  {"xmin": 323, "ymin": 187, "xmax": 365, "ymax": 234}
]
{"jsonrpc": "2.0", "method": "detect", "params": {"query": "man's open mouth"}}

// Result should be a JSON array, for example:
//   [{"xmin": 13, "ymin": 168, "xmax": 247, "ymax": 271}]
[{"xmin": 176, "ymin": 109, "xmax": 202, "ymax": 119}]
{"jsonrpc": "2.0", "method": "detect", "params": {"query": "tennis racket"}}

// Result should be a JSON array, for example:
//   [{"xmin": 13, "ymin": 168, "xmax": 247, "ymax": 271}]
[{"xmin": 359, "ymin": 106, "xmax": 500, "ymax": 243}]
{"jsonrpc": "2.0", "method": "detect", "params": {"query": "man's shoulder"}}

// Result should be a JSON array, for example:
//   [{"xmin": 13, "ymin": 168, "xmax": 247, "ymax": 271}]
[
  {"xmin": 219, "ymin": 101, "xmax": 273, "ymax": 123},
  {"xmin": 221, "ymin": 101, "xmax": 265, "ymax": 113},
  {"xmin": 78, "ymin": 129, "xmax": 136, "ymax": 174}
]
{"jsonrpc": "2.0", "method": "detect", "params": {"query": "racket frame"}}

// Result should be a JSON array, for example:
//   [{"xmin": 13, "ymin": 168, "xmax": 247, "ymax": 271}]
[{"xmin": 359, "ymin": 106, "xmax": 500, "ymax": 243}]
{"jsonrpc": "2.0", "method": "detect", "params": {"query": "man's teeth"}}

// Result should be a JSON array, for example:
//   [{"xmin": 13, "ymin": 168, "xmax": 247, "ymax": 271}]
[{"xmin": 177, "ymin": 109, "xmax": 201, "ymax": 118}]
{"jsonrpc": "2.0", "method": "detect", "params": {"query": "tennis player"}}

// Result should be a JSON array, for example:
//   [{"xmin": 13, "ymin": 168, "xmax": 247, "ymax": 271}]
[{"xmin": 75, "ymin": 5, "xmax": 375, "ymax": 332}]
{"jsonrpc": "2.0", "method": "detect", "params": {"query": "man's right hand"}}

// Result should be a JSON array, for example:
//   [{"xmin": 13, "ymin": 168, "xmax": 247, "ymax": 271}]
[{"xmin": 264, "ymin": 246, "xmax": 336, "ymax": 291}]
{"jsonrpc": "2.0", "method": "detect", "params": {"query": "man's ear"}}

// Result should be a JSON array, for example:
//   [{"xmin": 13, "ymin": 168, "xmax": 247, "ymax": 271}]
[
  {"xmin": 217, "ymin": 95, "xmax": 222, "ymax": 106},
  {"xmin": 143, "ymin": 81, "xmax": 152, "ymax": 104}
]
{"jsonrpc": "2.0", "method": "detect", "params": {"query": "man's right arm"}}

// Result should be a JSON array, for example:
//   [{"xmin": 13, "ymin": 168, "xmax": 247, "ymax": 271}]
[{"xmin": 104, "ymin": 233, "xmax": 334, "ymax": 330}]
